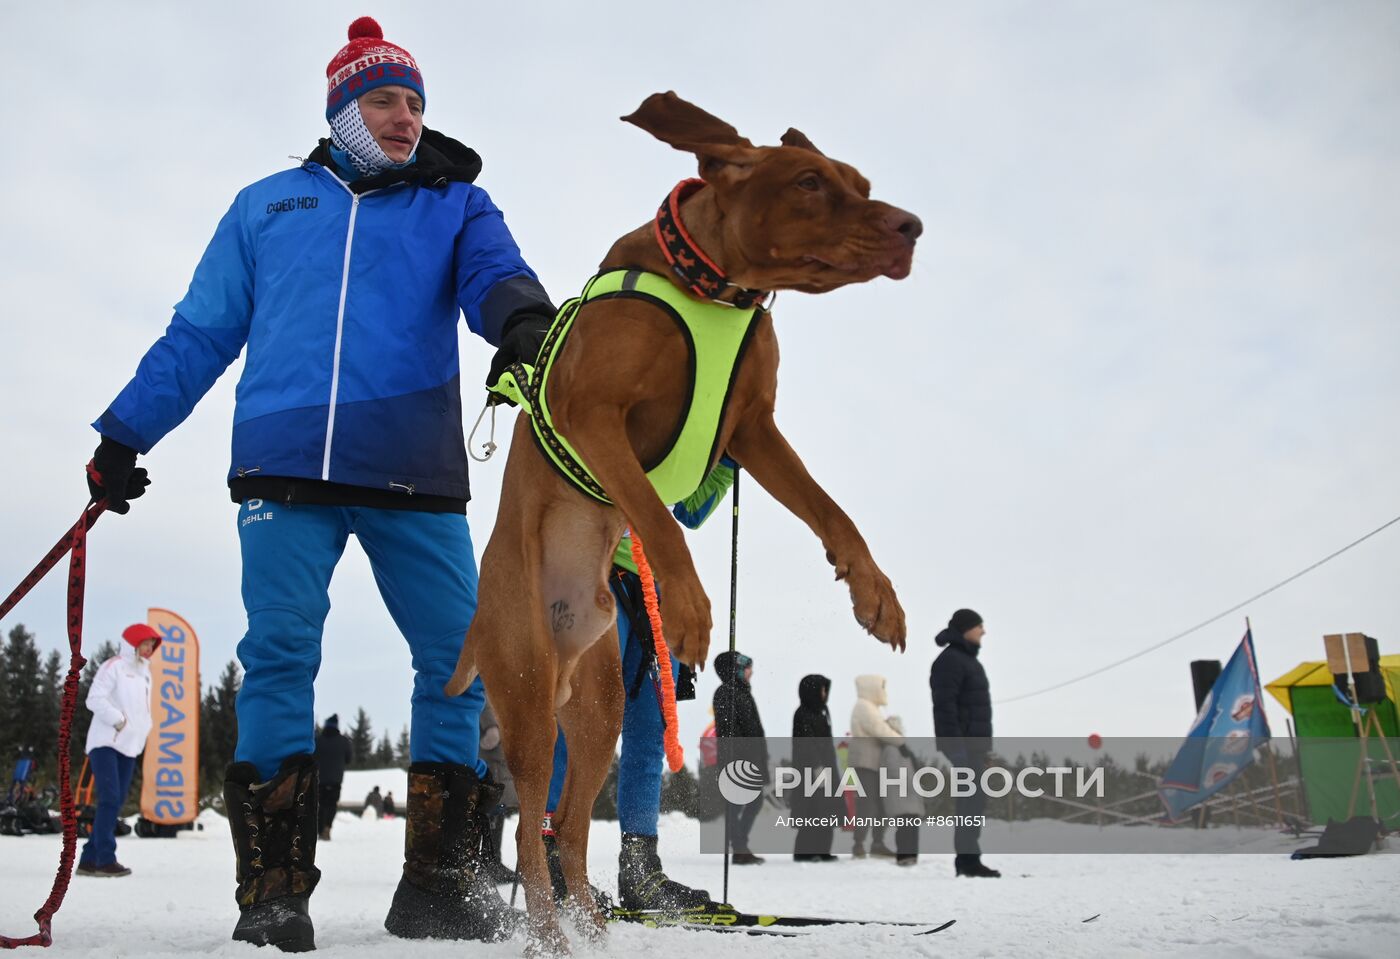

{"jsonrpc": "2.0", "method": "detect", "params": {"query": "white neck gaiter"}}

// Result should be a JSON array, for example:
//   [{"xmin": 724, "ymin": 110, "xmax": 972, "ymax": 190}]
[{"xmin": 329, "ymin": 100, "xmax": 417, "ymax": 177}]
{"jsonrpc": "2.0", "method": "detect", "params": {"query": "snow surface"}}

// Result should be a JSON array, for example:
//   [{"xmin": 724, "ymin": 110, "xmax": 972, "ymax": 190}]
[{"xmin": 1, "ymin": 811, "xmax": 1396, "ymax": 957}]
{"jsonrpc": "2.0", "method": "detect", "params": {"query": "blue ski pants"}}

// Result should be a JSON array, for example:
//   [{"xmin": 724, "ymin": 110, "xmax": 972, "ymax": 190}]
[
  {"xmin": 233, "ymin": 500, "xmax": 487, "ymax": 780},
  {"xmin": 80, "ymin": 746, "xmax": 136, "ymax": 867}
]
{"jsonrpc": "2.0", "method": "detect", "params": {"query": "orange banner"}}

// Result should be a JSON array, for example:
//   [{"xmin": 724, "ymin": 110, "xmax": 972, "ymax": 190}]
[{"xmin": 141, "ymin": 608, "xmax": 201, "ymax": 825}]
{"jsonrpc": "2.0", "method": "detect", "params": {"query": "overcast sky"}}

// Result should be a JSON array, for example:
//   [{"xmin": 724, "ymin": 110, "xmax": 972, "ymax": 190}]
[{"xmin": 2, "ymin": 1, "xmax": 1397, "ymax": 766}]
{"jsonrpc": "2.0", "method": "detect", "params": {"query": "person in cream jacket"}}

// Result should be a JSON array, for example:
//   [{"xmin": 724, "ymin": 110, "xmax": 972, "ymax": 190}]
[{"xmin": 848, "ymin": 675, "xmax": 906, "ymax": 857}]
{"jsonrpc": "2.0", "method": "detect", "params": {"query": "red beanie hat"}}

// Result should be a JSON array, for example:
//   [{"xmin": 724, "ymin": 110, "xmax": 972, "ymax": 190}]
[
  {"xmin": 325, "ymin": 17, "xmax": 425, "ymax": 120},
  {"xmin": 122, "ymin": 623, "xmax": 162, "ymax": 650}
]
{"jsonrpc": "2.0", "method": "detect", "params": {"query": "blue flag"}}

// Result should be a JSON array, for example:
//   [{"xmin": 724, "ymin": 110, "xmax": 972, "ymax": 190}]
[{"xmin": 1159, "ymin": 628, "xmax": 1272, "ymax": 821}]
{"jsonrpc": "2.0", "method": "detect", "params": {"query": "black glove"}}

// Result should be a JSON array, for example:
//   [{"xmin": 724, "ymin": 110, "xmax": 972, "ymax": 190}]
[
  {"xmin": 486, "ymin": 312, "xmax": 552, "ymax": 406},
  {"xmin": 86, "ymin": 437, "xmax": 149, "ymax": 514}
]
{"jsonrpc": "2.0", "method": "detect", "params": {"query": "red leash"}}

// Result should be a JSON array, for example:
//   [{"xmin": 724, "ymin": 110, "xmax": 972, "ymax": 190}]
[{"xmin": 0, "ymin": 501, "xmax": 105, "ymax": 949}]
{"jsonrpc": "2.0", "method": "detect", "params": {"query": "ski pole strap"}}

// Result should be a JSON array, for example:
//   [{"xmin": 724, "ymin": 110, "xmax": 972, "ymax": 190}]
[
  {"xmin": 1, "ymin": 500, "xmax": 105, "ymax": 949},
  {"xmin": 627, "ymin": 532, "xmax": 685, "ymax": 773}
]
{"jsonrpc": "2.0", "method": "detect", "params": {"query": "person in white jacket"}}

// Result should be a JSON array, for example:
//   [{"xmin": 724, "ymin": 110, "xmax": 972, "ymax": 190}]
[
  {"xmin": 77, "ymin": 624, "xmax": 160, "ymax": 877},
  {"xmin": 848, "ymin": 675, "xmax": 905, "ymax": 858}
]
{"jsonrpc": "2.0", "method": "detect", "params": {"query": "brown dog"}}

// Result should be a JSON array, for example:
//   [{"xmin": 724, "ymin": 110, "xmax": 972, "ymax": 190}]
[{"xmin": 446, "ymin": 91, "xmax": 918, "ymax": 951}]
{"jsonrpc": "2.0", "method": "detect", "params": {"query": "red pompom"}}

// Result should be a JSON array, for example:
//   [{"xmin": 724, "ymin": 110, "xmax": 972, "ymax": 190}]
[{"xmin": 347, "ymin": 16, "xmax": 383, "ymax": 41}]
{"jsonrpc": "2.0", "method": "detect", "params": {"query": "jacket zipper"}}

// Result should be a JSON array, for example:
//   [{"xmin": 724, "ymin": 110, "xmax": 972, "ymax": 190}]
[
  {"xmin": 322, "ymin": 190, "xmax": 360, "ymax": 481},
  {"xmin": 316, "ymin": 164, "xmax": 399, "ymax": 482}
]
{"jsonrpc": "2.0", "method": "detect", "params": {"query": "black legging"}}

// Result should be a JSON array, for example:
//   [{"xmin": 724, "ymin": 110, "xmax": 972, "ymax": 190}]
[
  {"xmin": 317, "ymin": 783, "xmax": 342, "ymax": 832},
  {"xmin": 725, "ymin": 796, "xmax": 762, "ymax": 853},
  {"xmin": 954, "ymin": 760, "xmax": 987, "ymax": 860},
  {"xmin": 851, "ymin": 767, "xmax": 887, "ymax": 850},
  {"xmin": 794, "ymin": 823, "xmax": 834, "ymax": 855}
]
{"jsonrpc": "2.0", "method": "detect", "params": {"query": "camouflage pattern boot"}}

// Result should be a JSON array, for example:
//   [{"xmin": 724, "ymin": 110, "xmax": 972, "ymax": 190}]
[
  {"xmin": 225, "ymin": 755, "xmax": 320, "ymax": 952},
  {"xmin": 383, "ymin": 763, "xmax": 521, "ymax": 941}
]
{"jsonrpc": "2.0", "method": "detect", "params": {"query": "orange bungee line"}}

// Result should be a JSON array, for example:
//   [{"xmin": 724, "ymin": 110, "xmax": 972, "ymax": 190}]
[{"xmin": 627, "ymin": 531, "xmax": 685, "ymax": 772}]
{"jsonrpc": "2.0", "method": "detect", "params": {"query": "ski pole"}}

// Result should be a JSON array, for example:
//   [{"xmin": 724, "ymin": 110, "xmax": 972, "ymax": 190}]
[{"xmin": 722, "ymin": 470, "xmax": 739, "ymax": 906}]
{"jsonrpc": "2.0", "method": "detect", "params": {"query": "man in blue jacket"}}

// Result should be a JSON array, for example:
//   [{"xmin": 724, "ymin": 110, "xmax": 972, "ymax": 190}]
[{"xmin": 84, "ymin": 17, "xmax": 551, "ymax": 951}]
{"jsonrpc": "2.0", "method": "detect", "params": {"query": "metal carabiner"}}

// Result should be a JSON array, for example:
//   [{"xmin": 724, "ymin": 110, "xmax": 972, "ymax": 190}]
[{"xmin": 467, "ymin": 399, "xmax": 498, "ymax": 463}]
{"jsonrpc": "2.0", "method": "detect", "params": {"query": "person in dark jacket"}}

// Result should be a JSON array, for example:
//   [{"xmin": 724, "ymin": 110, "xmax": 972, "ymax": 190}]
[
  {"xmin": 313, "ymin": 715, "xmax": 353, "ymax": 841},
  {"xmin": 713, "ymin": 651, "xmax": 766, "ymax": 865},
  {"xmin": 791, "ymin": 675, "xmax": 841, "ymax": 861},
  {"xmin": 930, "ymin": 608, "xmax": 999, "ymax": 878},
  {"xmin": 81, "ymin": 17, "xmax": 551, "ymax": 948},
  {"xmin": 364, "ymin": 786, "xmax": 384, "ymax": 819}
]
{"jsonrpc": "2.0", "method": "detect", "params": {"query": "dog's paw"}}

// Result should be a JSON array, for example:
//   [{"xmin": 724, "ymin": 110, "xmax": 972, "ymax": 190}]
[
  {"xmin": 662, "ymin": 576, "xmax": 712, "ymax": 669},
  {"xmin": 525, "ymin": 919, "xmax": 571, "ymax": 957},
  {"xmin": 841, "ymin": 559, "xmax": 906, "ymax": 651}
]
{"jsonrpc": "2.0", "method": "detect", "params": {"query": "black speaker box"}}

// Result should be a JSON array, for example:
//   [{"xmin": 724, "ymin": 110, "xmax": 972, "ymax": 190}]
[
  {"xmin": 1191, "ymin": 659, "xmax": 1223, "ymax": 711},
  {"xmin": 1332, "ymin": 635, "xmax": 1385, "ymax": 705}
]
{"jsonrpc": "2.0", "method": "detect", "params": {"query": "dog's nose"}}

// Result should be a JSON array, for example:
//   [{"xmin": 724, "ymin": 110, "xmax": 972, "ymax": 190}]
[{"xmin": 885, "ymin": 210, "xmax": 923, "ymax": 243}]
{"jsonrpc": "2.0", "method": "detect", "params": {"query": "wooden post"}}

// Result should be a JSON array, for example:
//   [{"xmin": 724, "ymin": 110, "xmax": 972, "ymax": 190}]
[
  {"xmin": 1366, "ymin": 709, "xmax": 1400, "ymax": 795},
  {"xmin": 1286, "ymin": 717, "xmax": 1308, "ymax": 820},
  {"xmin": 1246, "ymin": 617, "xmax": 1284, "ymax": 827},
  {"xmin": 1331, "ymin": 633, "xmax": 1382, "ymax": 820},
  {"xmin": 1262, "ymin": 744, "xmax": 1285, "ymax": 827}
]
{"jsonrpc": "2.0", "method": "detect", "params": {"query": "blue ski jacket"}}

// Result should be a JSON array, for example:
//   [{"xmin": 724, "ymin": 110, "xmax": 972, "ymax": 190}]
[{"xmin": 94, "ymin": 129, "xmax": 553, "ymax": 506}]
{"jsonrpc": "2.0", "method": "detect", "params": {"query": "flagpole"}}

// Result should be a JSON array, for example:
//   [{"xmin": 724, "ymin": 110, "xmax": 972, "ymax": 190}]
[{"xmin": 1247, "ymin": 617, "xmax": 1286, "ymax": 827}]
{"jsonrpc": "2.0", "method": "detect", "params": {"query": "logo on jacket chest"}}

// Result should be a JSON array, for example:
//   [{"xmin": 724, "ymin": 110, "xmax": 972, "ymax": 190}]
[{"xmin": 267, "ymin": 196, "xmax": 320, "ymax": 214}]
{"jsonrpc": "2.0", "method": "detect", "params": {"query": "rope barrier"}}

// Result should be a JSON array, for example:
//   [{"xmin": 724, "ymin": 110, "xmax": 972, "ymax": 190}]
[{"xmin": 997, "ymin": 511, "xmax": 1400, "ymax": 705}]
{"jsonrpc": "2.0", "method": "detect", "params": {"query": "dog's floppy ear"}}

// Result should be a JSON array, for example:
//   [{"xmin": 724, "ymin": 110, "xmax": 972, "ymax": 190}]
[
  {"xmin": 780, "ymin": 128, "xmax": 824, "ymax": 156},
  {"xmin": 623, "ymin": 91, "xmax": 760, "ymax": 186}
]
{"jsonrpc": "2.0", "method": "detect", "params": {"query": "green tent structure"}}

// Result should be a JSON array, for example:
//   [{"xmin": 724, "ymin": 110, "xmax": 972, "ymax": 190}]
[{"xmin": 1266, "ymin": 655, "xmax": 1400, "ymax": 827}]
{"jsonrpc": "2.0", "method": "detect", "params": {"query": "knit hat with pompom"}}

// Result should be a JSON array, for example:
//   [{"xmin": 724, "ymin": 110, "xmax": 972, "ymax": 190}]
[{"xmin": 325, "ymin": 16, "xmax": 425, "ymax": 120}]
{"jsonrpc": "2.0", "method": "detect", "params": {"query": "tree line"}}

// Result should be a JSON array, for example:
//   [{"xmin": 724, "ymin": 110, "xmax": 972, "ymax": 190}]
[
  {"xmin": 0, "ymin": 624, "xmax": 413, "ymax": 803},
  {"xmin": 4, "ymin": 622, "xmax": 706, "ymax": 819}
]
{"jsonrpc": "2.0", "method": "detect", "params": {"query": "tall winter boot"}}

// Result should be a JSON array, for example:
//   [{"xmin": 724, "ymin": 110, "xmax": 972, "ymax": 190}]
[
  {"xmin": 383, "ymin": 763, "xmax": 522, "ymax": 941},
  {"xmin": 618, "ymin": 833, "xmax": 714, "ymax": 912},
  {"xmin": 225, "ymin": 756, "xmax": 320, "ymax": 953}
]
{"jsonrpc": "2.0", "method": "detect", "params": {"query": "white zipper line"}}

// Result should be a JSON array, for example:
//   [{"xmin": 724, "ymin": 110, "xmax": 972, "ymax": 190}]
[
  {"xmin": 317, "ymin": 164, "xmax": 391, "ymax": 483},
  {"xmin": 322, "ymin": 192, "xmax": 360, "ymax": 481}
]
